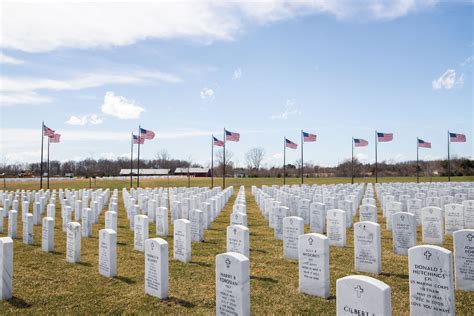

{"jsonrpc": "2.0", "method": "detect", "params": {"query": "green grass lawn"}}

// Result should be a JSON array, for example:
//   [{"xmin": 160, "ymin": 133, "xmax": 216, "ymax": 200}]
[{"xmin": 0, "ymin": 176, "xmax": 473, "ymax": 314}]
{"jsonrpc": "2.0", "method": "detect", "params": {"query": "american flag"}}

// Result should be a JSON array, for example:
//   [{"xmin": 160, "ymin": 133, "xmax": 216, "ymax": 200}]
[
  {"xmin": 377, "ymin": 132, "xmax": 393, "ymax": 142},
  {"xmin": 449, "ymin": 132, "xmax": 466, "ymax": 142},
  {"xmin": 354, "ymin": 138, "xmax": 368, "ymax": 147},
  {"xmin": 302, "ymin": 131, "xmax": 317, "ymax": 142},
  {"xmin": 225, "ymin": 130, "xmax": 240, "ymax": 142},
  {"xmin": 285, "ymin": 138, "xmax": 297, "ymax": 149},
  {"xmin": 418, "ymin": 139, "xmax": 431, "ymax": 148},
  {"xmin": 213, "ymin": 136, "xmax": 224, "ymax": 147},
  {"xmin": 43, "ymin": 125, "xmax": 55, "ymax": 137},
  {"xmin": 140, "ymin": 127, "xmax": 155, "ymax": 140},
  {"xmin": 133, "ymin": 134, "xmax": 144, "ymax": 144},
  {"xmin": 49, "ymin": 133, "xmax": 61, "ymax": 143}
]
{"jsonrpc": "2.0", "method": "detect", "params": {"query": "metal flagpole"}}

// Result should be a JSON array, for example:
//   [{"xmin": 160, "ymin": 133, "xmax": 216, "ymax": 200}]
[
  {"xmin": 351, "ymin": 137, "xmax": 354, "ymax": 184},
  {"xmin": 375, "ymin": 130, "xmax": 378, "ymax": 183},
  {"xmin": 40, "ymin": 121, "xmax": 44, "ymax": 189},
  {"xmin": 447, "ymin": 131, "xmax": 451, "ymax": 182},
  {"xmin": 301, "ymin": 130, "xmax": 304, "ymax": 184},
  {"xmin": 223, "ymin": 128, "xmax": 226, "ymax": 188},
  {"xmin": 416, "ymin": 137, "xmax": 419, "ymax": 183},
  {"xmin": 211, "ymin": 135, "xmax": 214, "ymax": 188},
  {"xmin": 283, "ymin": 137, "xmax": 286, "ymax": 185},
  {"xmin": 130, "ymin": 132, "xmax": 133, "ymax": 188},
  {"xmin": 47, "ymin": 134, "xmax": 50, "ymax": 189},
  {"xmin": 137, "ymin": 125, "xmax": 141, "ymax": 188}
]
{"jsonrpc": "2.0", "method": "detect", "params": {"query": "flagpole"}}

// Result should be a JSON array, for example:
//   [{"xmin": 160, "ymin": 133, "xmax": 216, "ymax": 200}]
[
  {"xmin": 130, "ymin": 132, "xmax": 133, "ymax": 188},
  {"xmin": 416, "ymin": 137, "xmax": 419, "ymax": 183},
  {"xmin": 351, "ymin": 137, "xmax": 354, "ymax": 184},
  {"xmin": 137, "ymin": 125, "xmax": 141, "ymax": 188},
  {"xmin": 447, "ymin": 130, "xmax": 451, "ymax": 182},
  {"xmin": 283, "ymin": 137, "xmax": 286, "ymax": 185},
  {"xmin": 211, "ymin": 134, "xmax": 214, "ymax": 188},
  {"xmin": 375, "ymin": 130, "xmax": 378, "ymax": 183},
  {"xmin": 301, "ymin": 130, "xmax": 304, "ymax": 185},
  {"xmin": 223, "ymin": 128, "xmax": 226, "ymax": 188},
  {"xmin": 47, "ymin": 134, "xmax": 50, "ymax": 189},
  {"xmin": 40, "ymin": 121, "xmax": 44, "ymax": 189}
]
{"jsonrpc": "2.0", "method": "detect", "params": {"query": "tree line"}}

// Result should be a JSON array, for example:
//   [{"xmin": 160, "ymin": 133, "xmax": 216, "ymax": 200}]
[{"xmin": 1, "ymin": 148, "xmax": 472, "ymax": 178}]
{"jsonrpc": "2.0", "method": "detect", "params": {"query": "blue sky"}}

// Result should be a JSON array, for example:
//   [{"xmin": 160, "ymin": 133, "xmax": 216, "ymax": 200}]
[{"xmin": 0, "ymin": 1, "xmax": 472, "ymax": 167}]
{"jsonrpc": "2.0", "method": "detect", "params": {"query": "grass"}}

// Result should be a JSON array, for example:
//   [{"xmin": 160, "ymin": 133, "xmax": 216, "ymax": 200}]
[{"xmin": 0, "ymin": 176, "xmax": 473, "ymax": 314}]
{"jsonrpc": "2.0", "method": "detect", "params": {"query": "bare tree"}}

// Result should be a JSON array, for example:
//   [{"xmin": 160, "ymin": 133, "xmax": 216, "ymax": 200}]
[
  {"xmin": 246, "ymin": 147, "xmax": 265, "ymax": 171},
  {"xmin": 156, "ymin": 149, "xmax": 170, "ymax": 161},
  {"xmin": 215, "ymin": 148, "xmax": 234, "ymax": 176}
]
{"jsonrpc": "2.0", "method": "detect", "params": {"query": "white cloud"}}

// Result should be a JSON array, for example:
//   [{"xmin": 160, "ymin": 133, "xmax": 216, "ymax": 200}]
[
  {"xmin": 101, "ymin": 91, "xmax": 145, "ymax": 120},
  {"xmin": 1, "ymin": 1, "xmax": 439, "ymax": 53},
  {"xmin": 233, "ymin": 68, "xmax": 242, "ymax": 80},
  {"xmin": 432, "ymin": 69, "xmax": 464, "ymax": 90},
  {"xmin": 270, "ymin": 99, "xmax": 301, "ymax": 120},
  {"xmin": 0, "ymin": 70, "xmax": 178, "ymax": 107},
  {"xmin": 355, "ymin": 153, "xmax": 368, "ymax": 161},
  {"xmin": 460, "ymin": 55, "xmax": 474, "ymax": 67},
  {"xmin": 200, "ymin": 88, "xmax": 215, "ymax": 100},
  {"xmin": 66, "ymin": 114, "xmax": 103, "ymax": 126},
  {"xmin": 0, "ymin": 53, "xmax": 25, "ymax": 64},
  {"xmin": 0, "ymin": 91, "xmax": 52, "ymax": 106}
]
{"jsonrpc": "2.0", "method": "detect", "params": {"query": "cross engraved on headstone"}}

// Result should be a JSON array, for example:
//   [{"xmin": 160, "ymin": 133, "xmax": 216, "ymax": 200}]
[
  {"xmin": 424, "ymin": 250, "xmax": 432, "ymax": 260},
  {"xmin": 467, "ymin": 234, "xmax": 474, "ymax": 242},
  {"xmin": 308, "ymin": 237, "xmax": 313, "ymax": 245},
  {"xmin": 401, "ymin": 214, "xmax": 405, "ymax": 221},
  {"xmin": 354, "ymin": 285, "xmax": 364, "ymax": 298},
  {"xmin": 225, "ymin": 258, "xmax": 231, "ymax": 268}
]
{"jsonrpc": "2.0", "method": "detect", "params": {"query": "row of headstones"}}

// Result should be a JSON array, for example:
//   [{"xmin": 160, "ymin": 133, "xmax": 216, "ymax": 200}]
[
  {"xmin": 375, "ymin": 181, "xmax": 474, "ymax": 201},
  {"xmin": 252, "ymin": 188, "xmax": 472, "ymax": 315},
  {"xmin": 0, "ymin": 188, "xmax": 117, "ymax": 243},
  {"xmin": 0, "ymin": 186, "xmax": 235, "ymax": 301}
]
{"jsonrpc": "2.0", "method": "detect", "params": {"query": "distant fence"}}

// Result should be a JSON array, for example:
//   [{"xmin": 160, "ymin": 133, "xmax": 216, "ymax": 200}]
[{"xmin": 3, "ymin": 175, "xmax": 194, "ymax": 183}]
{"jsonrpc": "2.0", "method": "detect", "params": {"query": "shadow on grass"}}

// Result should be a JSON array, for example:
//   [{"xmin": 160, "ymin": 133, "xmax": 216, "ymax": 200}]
[
  {"xmin": 117, "ymin": 242, "xmax": 127, "ymax": 246},
  {"xmin": 77, "ymin": 262, "xmax": 93, "ymax": 267},
  {"xmin": 380, "ymin": 272, "xmax": 408, "ymax": 279},
  {"xmin": 190, "ymin": 261, "xmax": 212, "ymax": 267},
  {"xmin": 114, "ymin": 276, "xmax": 137, "ymax": 284},
  {"xmin": 203, "ymin": 240, "xmax": 218, "ymax": 245},
  {"xmin": 166, "ymin": 296, "xmax": 196, "ymax": 308},
  {"xmin": 250, "ymin": 275, "xmax": 278, "ymax": 283},
  {"xmin": 50, "ymin": 251, "xmax": 63, "ymax": 255},
  {"xmin": 250, "ymin": 248, "xmax": 268, "ymax": 253},
  {"xmin": 327, "ymin": 295, "xmax": 336, "ymax": 301},
  {"xmin": 8, "ymin": 296, "xmax": 31, "ymax": 308}
]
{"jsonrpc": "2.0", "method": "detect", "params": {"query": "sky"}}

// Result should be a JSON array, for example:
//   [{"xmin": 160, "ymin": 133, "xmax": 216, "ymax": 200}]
[{"xmin": 0, "ymin": 0, "xmax": 473, "ymax": 168}]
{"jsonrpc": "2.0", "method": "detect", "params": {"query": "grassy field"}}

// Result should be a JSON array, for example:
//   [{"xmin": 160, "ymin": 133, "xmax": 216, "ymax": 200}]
[{"xmin": 0, "ymin": 176, "xmax": 473, "ymax": 314}]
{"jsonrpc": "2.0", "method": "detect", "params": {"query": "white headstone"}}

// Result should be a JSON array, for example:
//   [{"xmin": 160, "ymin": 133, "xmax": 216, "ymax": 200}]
[
  {"xmin": 173, "ymin": 219, "xmax": 191, "ymax": 263},
  {"xmin": 354, "ymin": 221, "xmax": 381, "ymax": 274},
  {"xmin": 99, "ymin": 228, "xmax": 117, "ymax": 277},
  {"xmin": 392, "ymin": 212, "xmax": 416, "ymax": 256},
  {"xmin": 230, "ymin": 212, "xmax": 247, "ymax": 227},
  {"xmin": 8, "ymin": 210, "xmax": 17, "ymax": 239},
  {"xmin": 283, "ymin": 216, "xmax": 304, "ymax": 260},
  {"xmin": 155, "ymin": 207, "xmax": 168, "ymax": 237},
  {"xmin": 190, "ymin": 209, "xmax": 204, "ymax": 242},
  {"xmin": 0, "ymin": 237, "xmax": 13, "ymax": 300},
  {"xmin": 227, "ymin": 225, "xmax": 250, "ymax": 258},
  {"xmin": 82, "ymin": 208, "xmax": 93, "ymax": 237},
  {"xmin": 444, "ymin": 203, "xmax": 464, "ymax": 236},
  {"xmin": 66, "ymin": 222, "xmax": 81, "ymax": 263},
  {"xmin": 309, "ymin": 202, "xmax": 326, "ymax": 233},
  {"xmin": 145, "ymin": 238, "xmax": 169, "ymax": 299},
  {"xmin": 42, "ymin": 217, "xmax": 54, "ymax": 252},
  {"xmin": 274, "ymin": 206, "xmax": 289, "ymax": 240},
  {"xmin": 408, "ymin": 245, "xmax": 455, "ymax": 315},
  {"xmin": 215, "ymin": 252, "xmax": 250, "ymax": 316},
  {"xmin": 134, "ymin": 215, "xmax": 149, "ymax": 252},
  {"xmin": 336, "ymin": 275, "xmax": 392, "ymax": 316},
  {"xmin": 326, "ymin": 209, "xmax": 346, "ymax": 247},
  {"xmin": 359, "ymin": 204, "xmax": 377, "ymax": 223},
  {"xmin": 298, "ymin": 233, "xmax": 330, "ymax": 298},
  {"xmin": 453, "ymin": 229, "xmax": 474, "ymax": 291},
  {"xmin": 462, "ymin": 200, "xmax": 474, "ymax": 229},
  {"xmin": 297, "ymin": 199, "xmax": 311, "ymax": 225},
  {"xmin": 23, "ymin": 213, "xmax": 34, "ymax": 245},
  {"xmin": 422, "ymin": 207, "xmax": 444, "ymax": 245}
]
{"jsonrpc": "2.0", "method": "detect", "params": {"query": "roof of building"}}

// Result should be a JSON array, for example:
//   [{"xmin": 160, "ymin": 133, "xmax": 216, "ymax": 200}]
[
  {"xmin": 119, "ymin": 169, "xmax": 170, "ymax": 175},
  {"xmin": 174, "ymin": 167, "xmax": 210, "ymax": 174}
]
